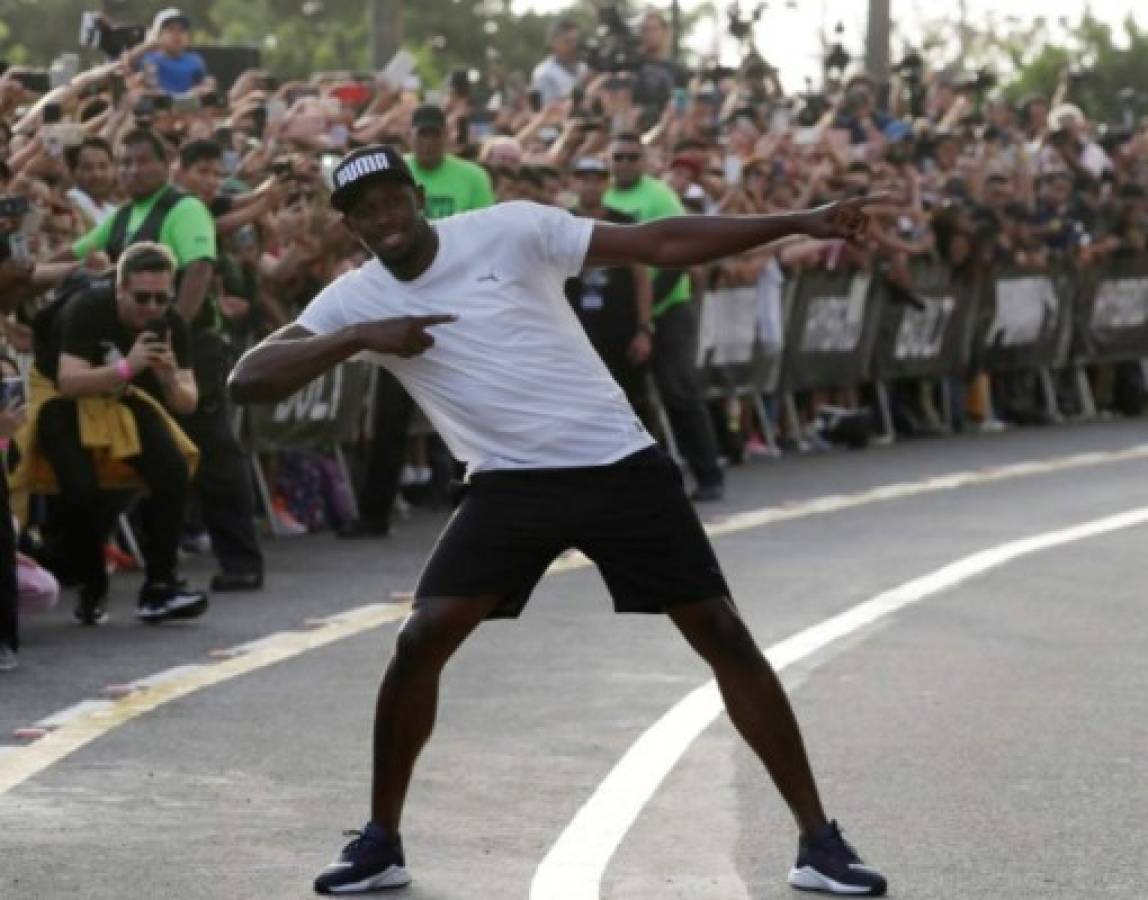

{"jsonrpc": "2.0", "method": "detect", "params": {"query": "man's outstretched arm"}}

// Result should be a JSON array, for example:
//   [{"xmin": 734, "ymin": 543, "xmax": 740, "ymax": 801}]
[
  {"xmin": 585, "ymin": 196, "xmax": 875, "ymax": 269},
  {"xmin": 228, "ymin": 315, "xmax": 456, "ymax": 404}
]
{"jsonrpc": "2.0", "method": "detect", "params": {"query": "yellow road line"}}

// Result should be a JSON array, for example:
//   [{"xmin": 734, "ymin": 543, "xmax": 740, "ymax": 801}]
[{"xmin": 0, "ymin": 602, "xmax": 411, "ymax": 796}]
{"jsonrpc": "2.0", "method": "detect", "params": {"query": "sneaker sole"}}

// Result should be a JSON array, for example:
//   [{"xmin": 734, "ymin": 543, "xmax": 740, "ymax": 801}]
[
  {"xmin": 788, "ymin": 865, "xmax": 886, "ymax": 896},
  {"xmin": 317, "ymin": 865, "xmax": 411, "ymax": 894},
  {"xmin": 166, "ymin": 596, "xmax": 209, "ymax": 620}
]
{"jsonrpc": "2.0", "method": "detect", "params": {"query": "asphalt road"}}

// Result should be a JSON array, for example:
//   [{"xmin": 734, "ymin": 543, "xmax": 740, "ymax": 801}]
[{"xmin": 2, "ymin": 419, "xmax": 1147, "ymax": 899}]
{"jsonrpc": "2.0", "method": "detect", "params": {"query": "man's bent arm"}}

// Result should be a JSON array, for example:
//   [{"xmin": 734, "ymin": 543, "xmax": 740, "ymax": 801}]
[{"xmin": 228, "ymin": 324, "xmax": 363, "ymax": 404}]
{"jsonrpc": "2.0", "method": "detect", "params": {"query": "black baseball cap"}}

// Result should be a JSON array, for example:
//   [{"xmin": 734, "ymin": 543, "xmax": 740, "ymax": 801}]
[
  {"xmin": 411, "ymin": 104, "xmax": 447, "ymax": 132},
  {"xmin": 329, "ymin": 145, "xmax": 417, "ymax": 213}
]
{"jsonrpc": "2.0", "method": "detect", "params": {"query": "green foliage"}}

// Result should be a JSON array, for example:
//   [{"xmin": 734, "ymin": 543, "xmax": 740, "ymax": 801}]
[{"xmin": 914, "ymin": 8, "xmax": 1148, "ymax": 125}]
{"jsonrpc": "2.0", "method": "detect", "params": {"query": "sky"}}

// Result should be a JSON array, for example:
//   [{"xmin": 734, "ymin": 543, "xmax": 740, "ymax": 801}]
[{"xmin": 515, "ymin": 0, "xmax": 1147, "ymax": 90}]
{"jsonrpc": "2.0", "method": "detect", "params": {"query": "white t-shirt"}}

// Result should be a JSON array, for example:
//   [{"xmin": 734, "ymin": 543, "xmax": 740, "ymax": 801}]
[
  {"xmin": 531, "ymin": 56, "xmax": 587, "ymax": 104},
  {"xmin": 297, "ymin": 201, "xmax": 654, "ymax": 474}
]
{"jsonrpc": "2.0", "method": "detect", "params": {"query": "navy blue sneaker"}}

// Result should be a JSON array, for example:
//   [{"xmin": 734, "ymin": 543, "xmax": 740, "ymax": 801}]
[
  {"xmin": 788, "ymin": 820, "xmax": 887, "ymax": 896},
  {"xmin": 314, "ymin": 823, "xmax": 411, "ymax": 894}
]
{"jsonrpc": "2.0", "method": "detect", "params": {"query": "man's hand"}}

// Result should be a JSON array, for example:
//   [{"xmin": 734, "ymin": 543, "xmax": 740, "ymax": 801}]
[
  {"xmin": 125, "ymin": 331, "xmax": 169, "ymax": 375},
  {"xmin": 353, "ymin": 315, "xmax": 458, "ymax": 358},
  {"xmin": 628, "ymin": 330, "xmax": 652, "ymax": 365},
  {"xmin": 148, "ymin": 336, "xmax": 179, "ymax": 382},
  {"xmin": 801, "ymin": 195, "xmax": 884, "ymax": 244},
  {"xmin": 0, "ymin": 402, "xmax": 27, "ymax": 439}
]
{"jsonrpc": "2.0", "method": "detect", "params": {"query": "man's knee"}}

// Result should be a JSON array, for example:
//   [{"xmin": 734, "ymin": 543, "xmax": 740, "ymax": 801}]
[
  {"xmin": 389, "ymin": 607, "xmax": 474, "ymax": 677},
  {"xmin": 673, "ymin": 597, "xmax": 763, "ymax": 668}
]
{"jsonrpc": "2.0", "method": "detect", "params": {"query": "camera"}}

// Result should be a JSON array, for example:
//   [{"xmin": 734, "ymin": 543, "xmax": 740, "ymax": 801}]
[
  {"xmin": 80, "ymin": 12, "xmax": 147, "ymax": 59},
  {"xmin": 584, "ymin": 5, "xmax": 642, "ymax": 74},
  {"xmin": 11, "ymin": 70, "xmax": 51, "ymax": 94},
  {"xmin": 0, "ymin": 196, "xmax": 31, "ymax": 220},
  {"xmin": 144, "ymin": 317, "xmax": 170, "ymax": 342}
]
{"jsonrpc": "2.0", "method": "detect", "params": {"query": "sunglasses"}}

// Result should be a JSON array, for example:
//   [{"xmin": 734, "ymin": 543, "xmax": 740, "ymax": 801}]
[
  {"xmin": 612, "ymin": 152, "xmax": 642, "ymax": 162},
  {"xmin": 130, "ymin": 291, "xmax": 174, "ymax": 307}
]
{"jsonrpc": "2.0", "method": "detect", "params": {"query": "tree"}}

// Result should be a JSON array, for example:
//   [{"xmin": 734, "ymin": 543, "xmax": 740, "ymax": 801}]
[{"xmin": 908, "ymin": 8, "xmax": 1148, "ymax": 126}]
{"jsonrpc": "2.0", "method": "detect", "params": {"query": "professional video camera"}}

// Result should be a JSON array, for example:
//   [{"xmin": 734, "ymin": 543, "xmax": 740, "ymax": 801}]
[{"xmin": 583, "ymin": 4, "xmax": 642, "ymax": 74}]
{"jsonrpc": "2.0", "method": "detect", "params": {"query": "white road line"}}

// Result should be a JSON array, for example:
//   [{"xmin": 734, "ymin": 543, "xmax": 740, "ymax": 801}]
[{"xmin": 530, "ymin": 506, "xmax": 1148, "ymax": 900}]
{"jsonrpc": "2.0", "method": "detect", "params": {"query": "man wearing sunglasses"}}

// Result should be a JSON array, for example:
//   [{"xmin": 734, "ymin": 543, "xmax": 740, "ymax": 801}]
[
  {"xmin": 32, "ymin": 242, "xmax": 207, "ymax": 625},
  {"xmin": 606, "ymin": 133, "xmax": 726, "ymax": 502}
]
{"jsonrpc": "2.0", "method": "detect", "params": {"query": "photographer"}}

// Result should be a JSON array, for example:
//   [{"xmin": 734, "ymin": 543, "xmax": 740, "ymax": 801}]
[
  {"xmin": 1041, "ymin": 103, "xmax": 1112, "ymax": 182},
  {"xmin": 59, "ymin": 128, "xmax": 265, "ymax": 592},
  {"xmin": 27, "ymin": 242, "xmax": 205, "ymax": 625}
]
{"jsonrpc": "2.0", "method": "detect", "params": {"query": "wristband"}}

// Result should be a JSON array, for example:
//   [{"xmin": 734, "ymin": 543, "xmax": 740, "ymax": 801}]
[{"xmin": 115, "ymin": 359, "xmax": 134, "ymax": 382}]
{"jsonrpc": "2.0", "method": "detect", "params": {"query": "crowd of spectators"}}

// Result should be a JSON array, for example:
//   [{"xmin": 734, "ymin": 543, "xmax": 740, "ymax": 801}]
[{"xmin": 2, "ymin": 4, "xmax": 1148, "ymax": 670}]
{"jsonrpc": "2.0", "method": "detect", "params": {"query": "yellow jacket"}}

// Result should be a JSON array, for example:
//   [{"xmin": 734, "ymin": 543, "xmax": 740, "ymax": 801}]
[{"xmin": 10, "ymin": 366, "xmax": 199, "ymax": 522}]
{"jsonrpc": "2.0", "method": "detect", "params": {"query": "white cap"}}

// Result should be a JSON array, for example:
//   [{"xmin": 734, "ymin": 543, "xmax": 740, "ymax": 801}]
[
  {"xmin": 1049, "ymin": 103, "xmax": 1085, "ymax": 129},
  {"xmin": 152, "ymin": 8, "xmax": 191, "ymax": 36}
]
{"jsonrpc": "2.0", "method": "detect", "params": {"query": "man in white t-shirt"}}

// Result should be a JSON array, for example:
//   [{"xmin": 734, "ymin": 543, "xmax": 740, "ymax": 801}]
[
  {"xmin": 229, "ymin": 145, "xmax": 888, "ymax": 898},
  {"xmin": 530, "ymin": 18, "xmax": 588, "ymax": 105}
]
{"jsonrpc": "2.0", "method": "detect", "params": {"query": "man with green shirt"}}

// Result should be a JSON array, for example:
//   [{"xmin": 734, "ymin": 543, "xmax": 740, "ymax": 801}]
[
  {"xmin": 338, "ymin": 105, "xmax": 496, "ymax": 538},
  {"xmin": 605, "ymin": 133, "xmax": 724, "ymax": 501},
  {"xmin": 63, "ymin": 128, "xmax": 264, "ymax": 593},
  {"xmin": 405, "ymin": 105, "xmax": 495, "ymax": 219}
]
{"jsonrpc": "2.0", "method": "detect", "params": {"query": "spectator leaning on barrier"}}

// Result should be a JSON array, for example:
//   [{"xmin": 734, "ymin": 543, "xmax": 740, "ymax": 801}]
[
  {"xmin": 605, "ymin": 132, "xmax": 725, "ymax": 500},
  {"xmin": 59, "ymin": 128, "xmax": 265, "ymax": 593},
  {"xmin": 26, "ymin": 243, "xmax": 206, "ymax": 625},
  {"xmin": 564, "ymin": 156, "xmax": 658, "ymax": 435},
  {"xmin": 0, "ymin": 280, "xmax": 29, "ymax": 669}
]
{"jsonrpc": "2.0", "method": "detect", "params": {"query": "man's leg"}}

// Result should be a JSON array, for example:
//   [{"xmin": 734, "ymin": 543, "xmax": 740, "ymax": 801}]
[
  {"xmin": 667, "ymin": 595, "xmax": 827, "ymax": 836},
  {"xmin": 122, "ymin": 397, "xmax": 191, "ymax": 584},
  {"xmin": 651, "ymin": 304, "xmax": 724, "ymax": 491},
  {"xmin": 371, "ymin": 594, "xmax": 503, "ymax": 830}
]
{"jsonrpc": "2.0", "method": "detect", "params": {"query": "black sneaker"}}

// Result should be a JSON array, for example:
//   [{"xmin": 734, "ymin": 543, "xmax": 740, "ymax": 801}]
[
  {"xmin": 73, "ymin": 588, "xmax": 109, "ymax": 626},
  {"xmin": 313, "ymin": 823, "xmax": 411, "ymax": 894},
  {"xmin": 788, "ymin": 820, "xmax": 887, "ymax": 896},
  {"xmin": 137, "ymin": 580, "xmax": 209, "ymax": 624}
]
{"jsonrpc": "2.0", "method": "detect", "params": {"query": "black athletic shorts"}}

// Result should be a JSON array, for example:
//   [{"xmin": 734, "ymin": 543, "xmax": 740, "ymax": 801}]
[{"xmin": 415, "ymin": 446, "xmax": 731, "ymax": 618}]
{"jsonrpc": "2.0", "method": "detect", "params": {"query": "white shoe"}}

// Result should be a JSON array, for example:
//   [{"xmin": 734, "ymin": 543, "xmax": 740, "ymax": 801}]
[{"xmin": 0, "ymin": 644, "xmax": 18, "ymax": 672}]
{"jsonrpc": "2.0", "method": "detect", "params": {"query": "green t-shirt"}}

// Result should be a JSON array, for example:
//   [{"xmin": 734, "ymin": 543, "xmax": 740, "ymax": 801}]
[
  {"xmin": 604, "ymin": 175, "xmax": 690, "ymax": 315},
  {"xmin": 72, "ymin": 188, "xmax": 217, "ymax": 268},
  {"xmin": 405, "ymin": 154, "xmax": 495, "ymax": 220}
]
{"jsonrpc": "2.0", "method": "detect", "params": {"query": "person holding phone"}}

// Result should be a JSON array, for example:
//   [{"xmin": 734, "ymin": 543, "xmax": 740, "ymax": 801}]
[{"xmin": 29, "ymin": 242, "xmax": 206, "ymax": 626}]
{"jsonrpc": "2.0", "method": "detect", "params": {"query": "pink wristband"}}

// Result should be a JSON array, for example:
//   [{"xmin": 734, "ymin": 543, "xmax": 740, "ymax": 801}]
[{"xmin": 116, "ymin": 359, "xmax": 134, "ymax": 381}]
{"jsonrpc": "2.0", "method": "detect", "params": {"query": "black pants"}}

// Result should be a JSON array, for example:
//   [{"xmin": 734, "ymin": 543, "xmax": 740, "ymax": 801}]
[
  {"xmin": 180, "ymin": 331, "xmax": 263, "ymax": 575},
  {"xmin": 651, "ymin": 302, "xmax": 723, "ymax": 488},
  {"xmin": 600, "ymin": 353, "xmax": 661, "ymax": 442},
  {"xmin": 37, "ymin": 396, "xmax": 189, "ymax": 595},
  {"xmin": 357, "ymin": 368, "xmax": 416, "ymax": 525},
  {"xmin": 0, "ymin": 471, "xmax": 18, "ymax": 651}
]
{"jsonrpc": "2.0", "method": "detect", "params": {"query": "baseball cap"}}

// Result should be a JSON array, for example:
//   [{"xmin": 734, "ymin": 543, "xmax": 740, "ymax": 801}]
[
  {"xmin": 411, "ymin": 104, "xmax": 447, "ymax": 132},
  {"xmin": 152, "ymin": 8, "xmax": 191, "ymax": 33},
  {"xmin": 329, "ymin": 145, "xmax": 417, "ymax": 213},
  {"xmin": 572, "ymin": 157, "xmax": 608, "ymax": 176}
]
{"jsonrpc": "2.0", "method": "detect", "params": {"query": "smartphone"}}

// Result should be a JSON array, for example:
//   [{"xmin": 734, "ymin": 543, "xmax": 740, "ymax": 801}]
[
  {"xmin": 456, "ymin": 115, "xmax": 469, "ymax": 146},
  {"xmin": 7, "ymin": 234, "xmax": 31, "ymax": 266},
  {"xmin": 380, "ymin": 50, "xmax": 416, "ymax": 90},
  {"xmin": 0, "ymin": 196, "xmax": 31, "ymax": 218},
  {"xmin": 0, "ymin": 377, "xmax": 26, "ymax": 409},
  {"xmin": 110, "ymin": 73, "xmax": 126, "ymax": 106},
  {"xmin": 528, "ymin": 89, "xmax": 543, "ymax": 113},
  {"xmin": 14, "ymin": 71, "xmax": 51, "ymax": 94},
  {"xmin": 144, "ymin": 317, "xmax": 170, "ymax": 342},
  {"xmin": 672, "ymin": 87, "xmax": 689, "ymax": 115},
  {"xmin": 42, "ymin": 103, "xmax": 63, "ymax": 125}
]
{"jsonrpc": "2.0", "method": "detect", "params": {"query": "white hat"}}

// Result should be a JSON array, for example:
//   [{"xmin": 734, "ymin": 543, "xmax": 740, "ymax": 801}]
[{"xmin": 152, "ymin": 8, "xmax": 191, "ymax": 36}]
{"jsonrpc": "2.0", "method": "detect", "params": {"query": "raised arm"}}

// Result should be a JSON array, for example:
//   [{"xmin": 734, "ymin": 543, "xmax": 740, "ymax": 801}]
[
  {"xmin": 585, "ymin": 196, "xmax": 875, "ymax": 268},
  {"xmin": 228, "ymin": 315, "xmax": 457, "ymax": 404}
]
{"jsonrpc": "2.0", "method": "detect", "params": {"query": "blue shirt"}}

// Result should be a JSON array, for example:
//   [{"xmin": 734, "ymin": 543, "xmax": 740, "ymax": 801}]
[{"xmin": 141, "ymin": 50, "xmax": 207, "ymax": 94}]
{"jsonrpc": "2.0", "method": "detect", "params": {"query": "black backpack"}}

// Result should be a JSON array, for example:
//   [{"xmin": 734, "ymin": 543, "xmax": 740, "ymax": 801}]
[
  {"xmin": 31, "ymin": 268, "xmax": 116, "ymax": 382},
  {"xmin": 105, "ymin": 185, "xmax": 186, "ymax": 263}
]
